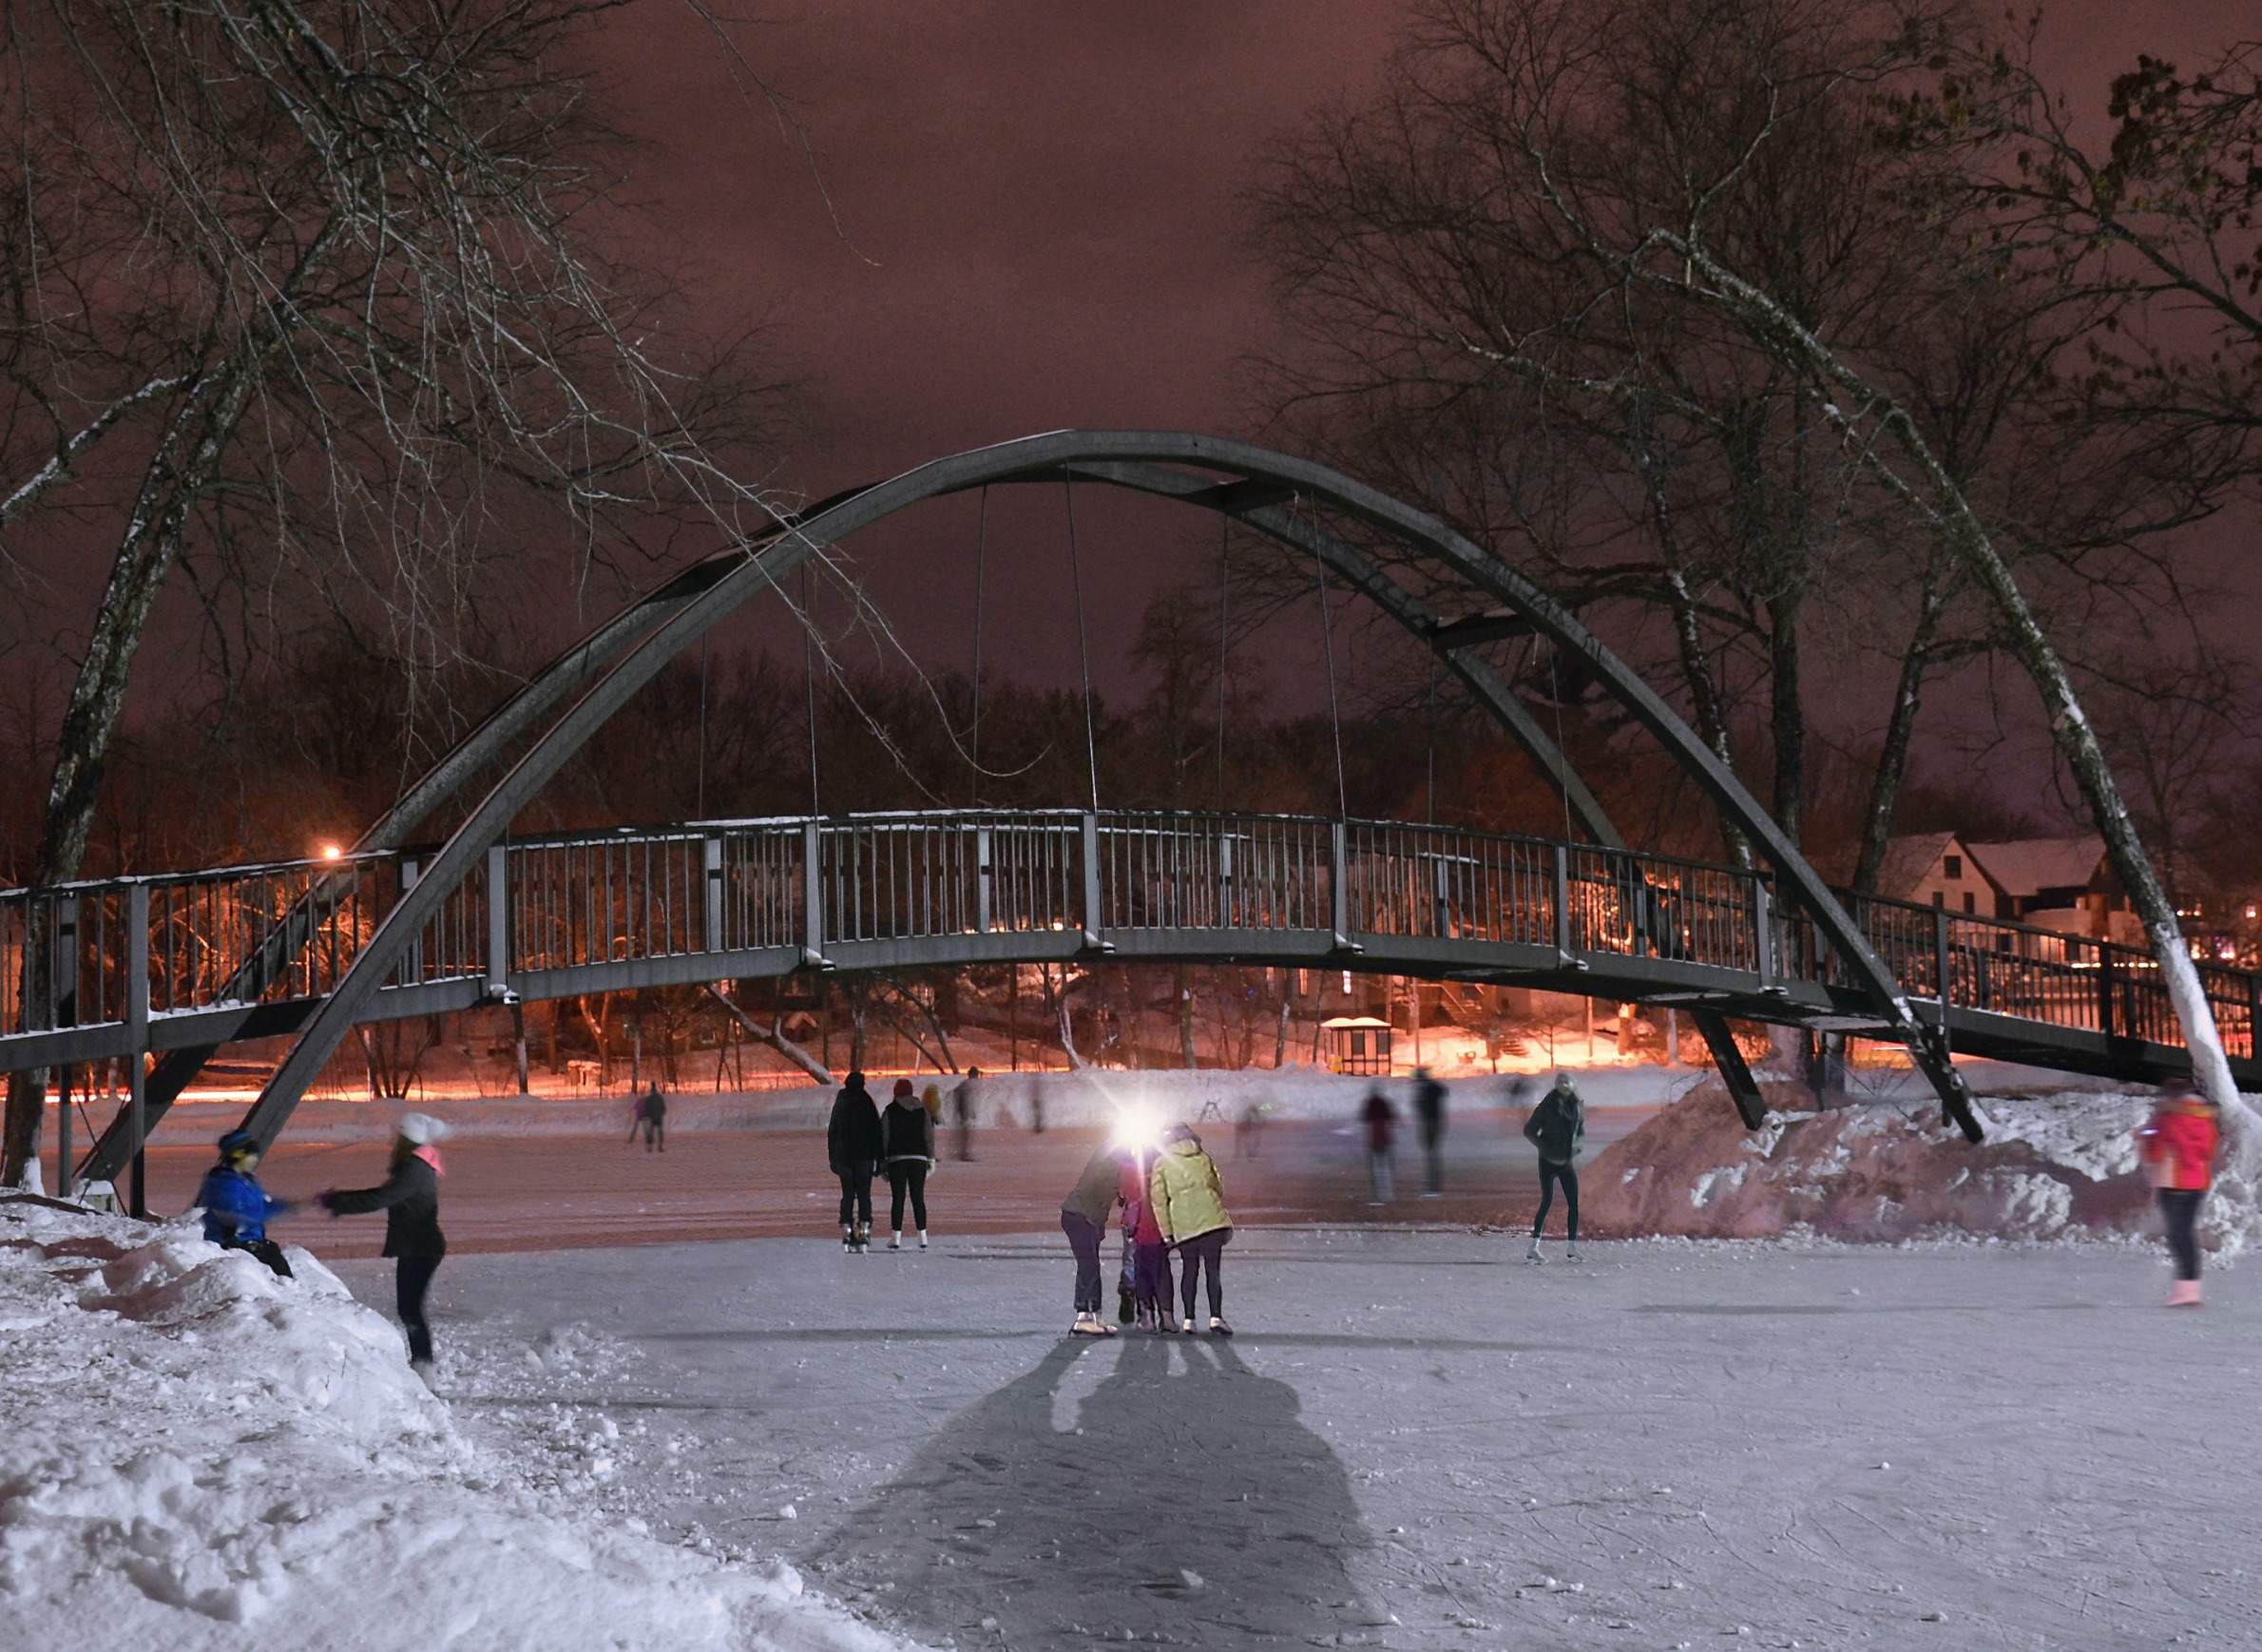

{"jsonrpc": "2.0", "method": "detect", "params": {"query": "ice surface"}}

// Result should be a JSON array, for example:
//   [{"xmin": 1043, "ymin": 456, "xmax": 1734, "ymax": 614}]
[{"xmin": 352, "ymin": 1222, "xmax": 2262, "ymax": 1651}]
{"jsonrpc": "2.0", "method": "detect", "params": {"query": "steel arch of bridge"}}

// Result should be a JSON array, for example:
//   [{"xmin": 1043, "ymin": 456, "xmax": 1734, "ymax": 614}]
[{"xmin": 86, "ymin": 431, "xmax": 1992, "ymax": 1169}]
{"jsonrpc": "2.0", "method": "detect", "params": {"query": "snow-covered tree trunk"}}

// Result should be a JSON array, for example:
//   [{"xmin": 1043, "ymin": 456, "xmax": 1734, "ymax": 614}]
[
  {"xmin": 700, "ymin": 988, "xmax": 832, "ymax": 1085},
  {"xmin": 1662, "ymin": 234, "xmax": 2255, "ymax": 1143}
]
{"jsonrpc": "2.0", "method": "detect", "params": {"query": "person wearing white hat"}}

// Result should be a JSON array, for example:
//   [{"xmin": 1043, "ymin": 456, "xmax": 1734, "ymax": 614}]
[{"xmin": 316, "ymin": 1112, "xmax": 451, "ymax": 1389}]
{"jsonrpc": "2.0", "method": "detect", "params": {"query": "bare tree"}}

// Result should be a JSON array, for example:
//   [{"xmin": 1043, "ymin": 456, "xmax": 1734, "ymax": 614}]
[{"xmin": 0, "ymin": 0, "xmax": 798, "ymax": 1182}]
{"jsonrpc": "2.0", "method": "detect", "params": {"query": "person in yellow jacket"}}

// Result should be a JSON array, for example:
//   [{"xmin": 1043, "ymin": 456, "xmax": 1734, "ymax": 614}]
[{"xmin": 1149, "ymin": 1124, "xmax": 1235, "ymax": 1335}]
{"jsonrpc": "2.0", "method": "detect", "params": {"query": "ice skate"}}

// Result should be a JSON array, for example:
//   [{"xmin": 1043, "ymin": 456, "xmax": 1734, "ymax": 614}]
[
  {"xmin": 1524, "ymin": 1237, "xmax": 1544, "ymax": 1264},
  {"xmin": 1208, "ymin": 1316, "xmax": 1234, "ymax": 1337},
  {"xmin": 1565, "ymin": 1243, "xmax": 1582, "ymax": 1262},
  {"xmin": 1070, "ymin": 1311, "xmax": 1118, "ymax": 1336},
  {"xmin": 917, "ymin": 1230, "xmax": 929, "ymax": 1250},
  {"xmin": 1180, "ymin": 1315, "xmax": 1197, "ymax": 1334},
  {"xmin": 888, "ymin": 1233, "xmax": 901, "ymax": 1250},
  {"xmin": 410, "ymin": 1357, "xmax": 437, "ymax": 1393},
  {"xmin": 2168, "ymin": 1279, "xmax": 2202, "ymax": 1307},
  {"xmin": 841, "ymin": 1225, "xmax": 853, "ymax": 1253}
]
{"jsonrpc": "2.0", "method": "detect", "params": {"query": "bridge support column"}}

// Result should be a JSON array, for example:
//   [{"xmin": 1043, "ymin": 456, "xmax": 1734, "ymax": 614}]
[
  {"xmin": 1691, "ymin": 1008, "xmax": 1766, "ymax": 1129},
  {"xmin": 484, "ymin": 847, "xmax": 510, "ymax": 1002}
]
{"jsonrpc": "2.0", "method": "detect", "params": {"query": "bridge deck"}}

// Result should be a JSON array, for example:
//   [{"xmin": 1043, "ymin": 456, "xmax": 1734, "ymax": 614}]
[{"xmin": 4, "ymin": 809, "xmax": 2252, "ymax": 1090}]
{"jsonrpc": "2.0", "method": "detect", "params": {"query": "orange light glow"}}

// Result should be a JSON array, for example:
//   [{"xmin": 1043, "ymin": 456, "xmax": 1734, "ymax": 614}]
[{"xmin": 320, "ymin": 843, "xmax": 343, "ymax": 861}]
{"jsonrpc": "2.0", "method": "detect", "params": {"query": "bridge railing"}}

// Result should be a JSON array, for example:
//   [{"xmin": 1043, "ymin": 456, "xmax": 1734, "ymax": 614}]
[{"xmin": 3, "ymin": 810, "xmax": 2256, "ymax": 1067}]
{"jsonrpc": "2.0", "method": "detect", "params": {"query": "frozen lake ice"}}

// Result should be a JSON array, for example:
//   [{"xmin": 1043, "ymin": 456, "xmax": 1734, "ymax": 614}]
[{"xmin": 339, "ymin": 1227, "xmax": 2261, "ymax": 1650}]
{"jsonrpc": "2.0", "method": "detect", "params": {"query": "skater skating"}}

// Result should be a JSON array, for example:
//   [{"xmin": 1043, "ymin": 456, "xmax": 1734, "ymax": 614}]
[
  {"xmin": 641, "ymin": 1082, "xmax": 667, "ymax": 1152},
  {"xmin": 1523, "ymin": 1072, "xmax": 1584, "ymax": 1262},
  {"xmin": 829, "ymin": 1070, "xmax": 883, "ymax": 1251},
  {"xmin": 1411, "ymin": 1066, "xmax": 1447, "ymax": 1196},
  {"xmin": 952, "ymin": 1066, "xmax": 980, "ymax": 1162},
  {"xmin": 1151, "ymin": 1124, "xmax": 1235, "ymax": 1334},
  {"xmin": 195, "ymin": 1128, "xmax": 297, "ymax": 1278},
  {"xmin": 1062, "ymin": 1141, "xmax": 1129, "ymax": 1335},
  {"xmin": 316, "ymin": 1114, "xmax": 450, "ymax": 1387},
  {"xmin": 1360, "ymin": 1085, "xmax": 1396, "ymax": 1204},
  {"xmin": 882, "ymin": 1077, "xmax": 937, "ymax": 1249},
  {"xmin": 2137, "ymin": 1077, "xmax": 2219, "ymax": 1306}
]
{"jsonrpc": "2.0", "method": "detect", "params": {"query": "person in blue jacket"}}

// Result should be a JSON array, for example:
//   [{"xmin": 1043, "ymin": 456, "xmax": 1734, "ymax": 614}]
[{"xmin": 196, "ymin": 1128, "xmax": 296, "ymax": 1278}]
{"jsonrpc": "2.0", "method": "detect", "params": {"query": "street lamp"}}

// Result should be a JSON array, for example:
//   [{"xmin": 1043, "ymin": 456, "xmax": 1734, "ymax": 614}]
[{"xmin": 319, "ymin": 842, "xmax": 343, "ymax": 861}]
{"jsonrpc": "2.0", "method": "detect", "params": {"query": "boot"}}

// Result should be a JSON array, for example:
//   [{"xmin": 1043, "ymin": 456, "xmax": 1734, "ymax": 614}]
[
  {"xmin": 410, "ymin": 1357, "xmax": 437, "ymax": 1393},
  {"xmin": 1209, "ymin": 1316, "xmax": 1234, "ymax": 1337},
  {"xmin": 1119, "ymin": 1285, "xmax": 1136, "ymax": 1325},
  {"xmin": 1565, "ymin": 1242, "xmax": 1582, "ymax": 1263},
  {"xmin": 1525, "ymin": 1237, "xmax": 1543, "ymax": 1264},
  {"xmin": 2168, "ymin": 1278, "xmax": 2202, "ymax": 1307}
]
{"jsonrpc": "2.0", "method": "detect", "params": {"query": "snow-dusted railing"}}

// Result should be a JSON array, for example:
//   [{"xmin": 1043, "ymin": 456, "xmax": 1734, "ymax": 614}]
[{"xmin": 2, "ymin": 810, "xmax": 2254, "ymax": 1069}]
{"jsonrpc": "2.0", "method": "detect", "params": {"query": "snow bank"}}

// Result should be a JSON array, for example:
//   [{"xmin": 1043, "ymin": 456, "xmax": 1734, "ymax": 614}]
[
  {"xmin": 0, "ymin": 1197, "xmax": 925, "ymax": 1652},
  {"xmin": 1583, "ymin": 1085, "xmax": 2262, "ymax": 1257}
]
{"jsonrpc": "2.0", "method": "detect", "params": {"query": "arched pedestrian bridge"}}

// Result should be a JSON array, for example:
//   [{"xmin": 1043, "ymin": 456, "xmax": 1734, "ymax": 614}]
[{"xmin": 4, "ymin": 430, "xmax": 2250, "ymax": 1183}]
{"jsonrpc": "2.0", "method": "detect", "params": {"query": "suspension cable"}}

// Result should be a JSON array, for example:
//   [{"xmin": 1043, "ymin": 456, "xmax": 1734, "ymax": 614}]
[
  {"xmin": 1063, "ymin": 479, "xmax": 1102, "ymax": 816},
  {"xmin": 802, "ymin": 560, "xmax": 821, "ymax": 816},
  {"xmin": 695, "ymin": 631, "xmax": 710, "ymax": 819},
  {"xmin": 1308, "ymin": 498, "xmax": 1349, "ymax": 822},
  {"xmin": 970, "ymin": 486, "xmax": 988, "ymax": 804},
  {"xmin": 1215, "ymin": 515, "xmax": 1231, "ymax": 813},
  {"xmin": 1425, "ymin": 646, "xmax": 1438, "ymax": 825}
]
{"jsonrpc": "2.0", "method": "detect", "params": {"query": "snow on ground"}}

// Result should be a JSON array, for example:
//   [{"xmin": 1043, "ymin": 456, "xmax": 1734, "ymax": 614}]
[
  {"xmin": 350, "ymin": 1225, "xmax": 2262, "ymax": 1651},
  {"xmin": 0, "ymin": 1197, "xmax": 926, "ymax": 1652},
  {"xmin": 1588, "ymin": 1081, "xmax": 2262, "ymax": 1257}
]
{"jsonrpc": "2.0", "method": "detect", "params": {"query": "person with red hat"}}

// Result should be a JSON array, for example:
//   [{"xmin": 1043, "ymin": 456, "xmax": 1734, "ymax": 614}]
[
  {"xmin": 881, "ymin": 1077, "xmax": 936, "ymax": 1249},
  {"xmin": 2137, "ymin": 1077, "xmax": 2220, "ymax": 1307}
]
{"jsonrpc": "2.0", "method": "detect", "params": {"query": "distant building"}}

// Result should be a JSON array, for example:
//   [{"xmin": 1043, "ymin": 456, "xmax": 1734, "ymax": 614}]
[
  {"xmin": 1964, "ymin": 836, "xmax": 2137, "ymax": 943},
  {"xmin": 1872, "ymin": 832, "xmax": 2003, "ymax": 916}
]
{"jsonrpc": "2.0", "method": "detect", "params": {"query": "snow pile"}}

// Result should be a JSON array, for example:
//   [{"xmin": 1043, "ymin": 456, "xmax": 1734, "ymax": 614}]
[
  {"xmin": 1582, "ymin": 1085, "xmax": 2262, "ymax": 1255},
  {"xmin": 0, "ymin": 1197, "xmax": 925, "ymax": 1652}
]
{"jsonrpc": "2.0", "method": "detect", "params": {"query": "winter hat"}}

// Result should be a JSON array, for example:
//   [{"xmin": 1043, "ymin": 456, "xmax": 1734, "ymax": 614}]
[
  {"xmin": 217, "ymin": 1128, "xmax": 259, "ymax": 1160},
  {"xmin": 396, "ymin": 1112, "xmax": 450, "ymax": 1145},
  {"xmin": 894, "ymin": 1078, "xmax": 915, "ymax": 1099}
]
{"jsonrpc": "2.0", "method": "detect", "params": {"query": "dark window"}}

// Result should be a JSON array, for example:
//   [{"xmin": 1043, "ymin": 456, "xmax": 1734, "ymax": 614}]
[
  {"xmin": 1944, "ymin": 855, "xmax": 1963, "ymax": 878},
  {"xmin": 1963, "ymin": 892, "xmax": 1977, "ymax": 913},
  {"xmin": 1932, "ymin": 892, "xmax": 1946, "ymax": 908}
]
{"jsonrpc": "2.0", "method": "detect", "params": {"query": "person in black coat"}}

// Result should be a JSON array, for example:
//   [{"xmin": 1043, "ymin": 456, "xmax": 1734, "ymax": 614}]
[
  {"xmin": 1523, "ymin": 1074, "xmax": 1585, "ymax": 1263},
  {"xmin": 316, "ymin": 1113, "xmax": 450, "ymax": 1387},
  {"xmin": 880, "ymin": 1077, "xmax": 937, "ymax": 1249},
  {"xmin": 1410, "ymin": 1066, "xmax": 1447, "ymax": 1197},
  {"xmin": 828, "ymin": 1070, "xmax": 884, "ymax": 1252}
]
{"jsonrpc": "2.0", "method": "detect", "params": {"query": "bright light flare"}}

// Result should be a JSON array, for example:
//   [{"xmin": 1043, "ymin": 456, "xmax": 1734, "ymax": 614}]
[
  {"xmin": 319, "ymin": 842, "xmax": 344, "ymax": 861},
  {"xmin": 1107, "ymin": 1101, "xmax": 1163, "ymax": 1156}
]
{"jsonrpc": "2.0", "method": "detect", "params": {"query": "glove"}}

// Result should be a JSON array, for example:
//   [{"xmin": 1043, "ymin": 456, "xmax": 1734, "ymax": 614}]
[{"xmin": 313, "ymin": 1189, "xmax": 335, "ymax": 1214}]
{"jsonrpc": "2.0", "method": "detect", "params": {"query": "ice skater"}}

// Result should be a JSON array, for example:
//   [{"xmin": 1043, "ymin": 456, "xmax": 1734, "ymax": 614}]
[
  {"xmin": 1124, "ymin": 1148, "xmax": 1175, "ymax": 1331},
  {"xmin": 1152, "ymin": 1124, "xmax": 1234, "ymax": 1335},
  {"xmin": 1411, "ymin": 1066, "xmax": 1447, "ymax": 1197},
  {"xmin": 640, "ymin": 1082, "xmax": 667, "ymax": 1152},
  {"xmin": 829, "ymin": 1069, "xmax": 884, "ymax": 1252},
  {"xmin": 1360, "ymin": 1084, "xmax": 1396, "ymax": 1204},
  {"xmin": 953, "ymin": 1066, "xmax": 981, "ymax": 1161},
  {"xmin": 316, "ymin": 1114, "xmax": 450, "ymax": 1388},
  {"xmin": 2137, "ymin": 1076, "xmax": 2219, "ymax": 1306},
  {"xmin": 1524, "ymin": 1072, "xmax": 1584, "ymax": 1262},
  {"xmin": 196, "ymin": 1128, "xmax": 297, "ymax": 1278},
  {"xmin": 882, "ymin": 1077, "xmax": 936, "ymax": 1249},
  {"xmin": 1062, "ymin": 1141, "xmax": 1129, "ymax": 1335}
]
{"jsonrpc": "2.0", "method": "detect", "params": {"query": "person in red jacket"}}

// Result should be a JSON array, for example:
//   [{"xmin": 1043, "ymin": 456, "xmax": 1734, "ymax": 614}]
[{"xmin": 2137, "ymin": 1077, "xmax": 2220, "ymax": 1307}]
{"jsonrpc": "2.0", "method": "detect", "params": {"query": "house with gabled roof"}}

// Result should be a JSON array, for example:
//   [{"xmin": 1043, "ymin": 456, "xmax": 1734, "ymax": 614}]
[
  {"xmin": 1872, "ymin": 832, "xmax": 2004, "ymax": 917},
  {"xmin": 1965, "ymin": 835, "xmax": 2137, "ymax": 943}
]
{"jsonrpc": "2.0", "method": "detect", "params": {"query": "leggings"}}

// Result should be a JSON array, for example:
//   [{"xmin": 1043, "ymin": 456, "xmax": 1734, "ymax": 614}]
[
  {"xmin": 1533, "ymin": 1161, "xmax": 1580, "ymax": 1240},
  {"xmin": 1135, "ymin": 1241, "xmax": 1173, "ymax": 1310},
  {"xmin": 1062, "ymin": 1211, "xmax": 1103, "ymax": 1312},
  {"xmin": 888, "ymin": 1161, "xmax": 930, "ymax": 1232},
  {"xmin": 1178, "ymin": 1228, "xmax": 1229, "ymax": 1320},
  {"xmin": 836, "ymin": 1162, "xmax": 874, "ymax": 1229},
  {"xmin": 2159, "ymin": 1188, "xmax": 2204, "ymax": 1281},
  {"xmin": 396, "ymin": 1251, "xmax": 443, "ymax": 1365},
  {"xmin": 223, "ymin": 1238, "xmax": 294, "ymax": 1279}
]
